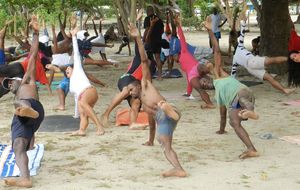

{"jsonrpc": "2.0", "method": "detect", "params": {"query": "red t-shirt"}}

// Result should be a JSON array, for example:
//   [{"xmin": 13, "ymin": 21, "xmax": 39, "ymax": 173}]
[
  {"xmin": 20, "ymin": 56, "xmax": 49, "ymax": 85},
  {"xmin": 289, "ymin": 29, "xmax": 300, "ymax": 51}
]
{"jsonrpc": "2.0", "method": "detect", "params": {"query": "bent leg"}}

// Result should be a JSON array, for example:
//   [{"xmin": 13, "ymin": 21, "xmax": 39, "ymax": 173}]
[
  {"xmin": 158, "ymin": 135, "xmax": 187, "ymax": 177},
  {"xmin": 229, "ymin": 109, "xmax": 258, "ymax": 159}
]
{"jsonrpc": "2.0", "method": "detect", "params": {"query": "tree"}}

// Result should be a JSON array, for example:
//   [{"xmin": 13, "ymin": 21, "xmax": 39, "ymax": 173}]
[{"xmin": 260, "ymin": 0, "xmax": 290, "ymax": 74}]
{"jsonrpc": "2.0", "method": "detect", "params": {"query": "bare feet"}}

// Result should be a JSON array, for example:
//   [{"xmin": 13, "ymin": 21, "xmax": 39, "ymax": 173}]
[
  {"xmin": 161, "ymin": 168, "xmax": 187, "ymax": 178},
  {"xmin": 4, "ymin": 177, "xmax": 32, "ymax": 188},
  {"xmin": 239, "ymin": 150, "xmax": 259, "ymax": 159},
  {"xmin": 70, "ymin": 130, "xmax": 86, "ymax": 137},
  {"xmin": 283, "ymin": 88, "xmax": 296, "ymax": 95},
  {"xmin": 96, "ymin": 127, "xmax": 105, "ymax": 136},
  {"xmin": 157, "ymin": 100, "xmax": 180, "ymax": 121},
  {"xmin": 128, "ymin": 123, "xmax": 148, "ymax": 130},
  {"xmin": 142, "ymin": 141, "xmax": 154, "ymax": 146},
  {"xmin": 201, "ymin": 104, "xmax": 215, "ymax": 109},
  {"xmin": 15, "ymin": 107, "xmax": 39, "ymax": 119},
  {"xmin": 100, "ymin": 114, "xmax": 110, "ymax": 128},
  {"xmin": 238, "ymin": 109, "xmax": 259, "ymax": 120},
  {"xmin": 216, "ymin": 130, "xmax": 227, "ymax": 134},
  {"xmin": 54, "ymin": 105, "xmax": 65, "ymax": 111}
]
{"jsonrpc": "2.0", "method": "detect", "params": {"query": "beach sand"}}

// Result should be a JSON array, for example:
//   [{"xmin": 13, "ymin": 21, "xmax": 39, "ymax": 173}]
[{"xmin": 1, "ymin": 24, "xmax": 300, "ymax": 190}]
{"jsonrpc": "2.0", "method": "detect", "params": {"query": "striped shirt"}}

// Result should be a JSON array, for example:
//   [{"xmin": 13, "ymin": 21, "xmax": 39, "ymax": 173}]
[{"xmin": 231, "ymin": 20, "xmax": 254, "ymax": 77}]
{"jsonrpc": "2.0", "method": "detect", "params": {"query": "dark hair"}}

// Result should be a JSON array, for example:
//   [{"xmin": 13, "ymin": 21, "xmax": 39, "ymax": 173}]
[{"xmin": 288, "ymin": 50, "xmax": 300, "ymax": 87}]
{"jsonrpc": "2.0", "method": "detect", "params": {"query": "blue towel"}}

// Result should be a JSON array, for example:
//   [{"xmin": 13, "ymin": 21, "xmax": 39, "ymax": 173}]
[{"xmin": 0, "ymin": 144, "xmax": 44, "ymax": 178}]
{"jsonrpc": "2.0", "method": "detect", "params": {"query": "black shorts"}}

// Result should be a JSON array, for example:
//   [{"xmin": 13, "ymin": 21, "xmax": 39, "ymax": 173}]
[
  {"xmin": 0, "ymin": 62, "xmax": 24, "ymax": 78},
  {"xmin": 117, "ymin": 74, "xmax": 139, "ymax": 106},
  {"xmin": 11, "ymin": 99, "xmax": 44, "ymax": 150}
]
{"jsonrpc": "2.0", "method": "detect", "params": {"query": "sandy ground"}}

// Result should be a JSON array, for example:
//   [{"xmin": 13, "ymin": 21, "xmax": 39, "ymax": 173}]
[{"xmin": 1, "ymin": 19, "xmax": 300, "ymax": 190}]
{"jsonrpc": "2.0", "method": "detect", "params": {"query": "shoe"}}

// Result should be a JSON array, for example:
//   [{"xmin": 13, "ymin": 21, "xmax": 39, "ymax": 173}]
[
  {"xmin": 187, "ymin": 94, "xmax": 195, "ymax": 100},
  {"xmin": 182, "ymin": 92, "xmax": 190, "ymax": 97}
]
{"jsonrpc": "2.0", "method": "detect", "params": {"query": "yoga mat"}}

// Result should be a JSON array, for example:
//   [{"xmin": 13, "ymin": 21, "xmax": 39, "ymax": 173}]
[
  {"xmin": 240, "ymin": 80, "xmax": 263, "ymax": 87},
  {"xmin": 282, "ymin": 100, "xmax": 300, "ymax": 107},
  {"xmin": 39, "ymin": 115, "xmax": 79, "ymax": 132},
  {"xmin": 153, "ymin": 68, "xmax": 183, "ymax": 78},
  {"xmin": 0, "ymin": 144, "xmax": 44, "ymax": 178},
  {"xmin": 280, "ymin": 135, "xmax": 300, "ymax": 145}
]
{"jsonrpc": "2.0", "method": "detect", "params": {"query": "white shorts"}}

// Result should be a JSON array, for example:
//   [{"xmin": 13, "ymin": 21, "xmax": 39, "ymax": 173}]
[
  {"xmin": 246, "ymin": 56, "xmax": 266, "ymax": 80},
  {"xmin": 161, "ymin": 48, "xmax": 170, "ymax": 57},
  {"xmin": 91, "ymin": 34, "xmax": 105, "ymax": 54},
  {"xmin": 51, "ymin": 53, "xmax": 71, "ymax": 67}
]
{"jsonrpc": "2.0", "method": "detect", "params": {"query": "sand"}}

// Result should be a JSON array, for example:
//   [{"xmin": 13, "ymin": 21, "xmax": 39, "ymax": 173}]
[{"xmin": 1, "ymin": 17, "xmax": 300, "ymax": 190}]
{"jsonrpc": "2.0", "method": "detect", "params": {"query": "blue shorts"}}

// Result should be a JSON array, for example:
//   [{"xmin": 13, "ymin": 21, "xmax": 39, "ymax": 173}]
[
  {"xmin": 57, "ymin": 77, "xmax": 70, "ymax": 95},
  {"xmin": 11, "ymin": 99, "xmax": 44, "ymax": 150},
  {"xmin": 155, "ymin": 107, "xmax": 180, "ymax": 136},
  {"xmin": 0, "ymin": 49, "xmax": 5, "ymax": 65},
  {"xmin": 214, "ymin": 32, "xmax": 221, "ymax": 39}
]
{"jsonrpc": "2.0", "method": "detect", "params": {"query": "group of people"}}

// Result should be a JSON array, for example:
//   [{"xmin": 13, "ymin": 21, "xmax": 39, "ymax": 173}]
[{"xmin": 0, "ymin": 5, "xmax": 300, "ymax": 188}]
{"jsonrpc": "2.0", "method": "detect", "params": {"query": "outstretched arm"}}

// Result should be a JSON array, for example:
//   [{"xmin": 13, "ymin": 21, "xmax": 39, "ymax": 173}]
[
  {"xmin": 22, "ymin": 16, "xmax": 39, "ymax": 85},
  {"xmin": 92, "ymin": 16, "xmax": 98, "ymax": 36},
  {"xmin": 128, "ymin": 23, "xmax": 150, "ymax": 82}
]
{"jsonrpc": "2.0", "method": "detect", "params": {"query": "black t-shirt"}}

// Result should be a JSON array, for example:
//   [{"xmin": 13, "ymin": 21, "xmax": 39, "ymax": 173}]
[{"xmin": 143, "ymin": 14, "xmax": 164, "ymax": 44}]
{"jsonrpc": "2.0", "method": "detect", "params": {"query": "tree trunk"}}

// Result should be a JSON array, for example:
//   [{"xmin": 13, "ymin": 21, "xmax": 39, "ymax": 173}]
[{"xmin": 260, "ymin": 0, "xmax": 289, "ymax": 74}]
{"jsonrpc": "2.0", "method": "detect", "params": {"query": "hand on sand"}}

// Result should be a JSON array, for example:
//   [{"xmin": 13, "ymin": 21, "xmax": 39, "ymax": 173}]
[
  {"xmin": 200, "ymin": 104, "xmax": 215, "ymax": 109},
  {"xmin": 142, "ymin": 141, "xmax": 154, "ymax": 146}
]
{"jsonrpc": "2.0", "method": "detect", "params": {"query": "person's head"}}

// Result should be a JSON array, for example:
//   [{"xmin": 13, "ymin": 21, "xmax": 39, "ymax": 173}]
[
  {"xmin": 66, "ymin": 64, "xmax": 74, "ymax": 78},
  {"xmin": 212, "ymin": 7, "xmax": 218, "ymax": 15},
  {"xmin": 252, "ymin": 37, "xmax": 260, "ymax": 49},
  {"xmin": 198, "ymin": 62, "xmax": 213, "ymax": 76},
  {"xmin": 146, "ymin": 6, "xmax": 154, "ymax": 16},
  {"xmin": 199, "ymin": 75, "xmax": 214, "ymax": 90},
  {"xmin": 77, "ymin": 30, "xmax": 89, "ymax": 41},
  {"xmin": 2, "ymin": 77, "xmax": 22, "ymax": 94},
  {"xmin": 127, "ymin": 80, "xmax": 141, "ymax": 98},
  {"xmin": 288, "ymin": 50, "xmax": 300, "ymax": 87}
]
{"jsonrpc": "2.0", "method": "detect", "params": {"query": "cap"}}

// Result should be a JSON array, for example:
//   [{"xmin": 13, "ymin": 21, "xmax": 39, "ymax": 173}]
[
  {"xmin": 77, "ymin": 30, "xmax": 88, "ymax": 41},
  {"xmin": 39, "ymin": 35, "xmax": 49, "ymax": 44},
  {"xmin": 1, "ymin": 77, "xmax": 22, "ymax": 90}
]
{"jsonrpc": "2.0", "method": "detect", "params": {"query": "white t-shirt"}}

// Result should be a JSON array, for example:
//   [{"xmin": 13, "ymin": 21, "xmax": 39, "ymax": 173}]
[
  {"xmin": 211, "ymin": 13, "xmax": 226, "ymax": 33},
  {"xmin": 91, "ymin": 34, "xmax": 105, "ymax": 54}
]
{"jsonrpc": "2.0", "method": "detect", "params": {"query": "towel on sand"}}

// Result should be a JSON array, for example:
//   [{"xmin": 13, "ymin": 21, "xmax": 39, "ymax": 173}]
[
  {"xmin": 0, "ymin": 144, "xmax": 44, "ymax": 178},
  {"xmin": 282, "ymin": 100, "xmax": 300, "ymax": 107},
  {"xmin": 115, "ymin": 108, "xmax": 149, "ymax": 127},
  {"xmin": 280, "ymin": 135, "xmax": 300, "ymax": 145}
]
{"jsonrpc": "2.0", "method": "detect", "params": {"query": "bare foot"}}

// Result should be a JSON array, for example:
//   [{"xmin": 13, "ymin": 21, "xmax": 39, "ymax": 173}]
[
  {"xmin": 5, "ymin": 177, "xmax": 32, "ymax": 188},
  {"xmin": 128, "ymin": 123, "xmax": 148, "ymax": 130},
  {"xmin": 161, "ymin": 168, "xmax": 187, "ymax": 178},
  {"xmin": 157, "ymin": 100, "xmax": 180, "ymax": 121},
  {"xmin": 15, "ymin": 107, "xmax": 39, "ymax": 119},
  {"xmin": 100, "ymin": 114, "xmax": 110, "ymax": 128},
  {"xmin": 70, "ymin": 130, "xmax": 86, "ymax": 137},
  {"xmin": 96, "ymin": 127, "xmax": 105, "ymax": 136},
  {"xmin": 216, "ymin": 130, "xmax": 227, "ymax": 134},
  {"xmin": 54, "ymin": 105, "xmax": 65, "ymax": 111},
  {"xmin": 107, "ymin": 43, "xmax": 114, "ymax": 48},
  {"xmin": 142, "ymin": 141, "xmax": 154, "ymax": 146},
  {"xmin": 201, "ymin": 104, "xmax": 215, "ymax": 109},
  {"xmin": 238, "ymin": 110, "xmax": 259, "ymax": 120},
  {"xmin": 239, "ymin": 150, "xmax": 259, "ymax": 159},
  {"xmin": 283, "ymin": 88, "xmax": 296, "ymax": 95}
]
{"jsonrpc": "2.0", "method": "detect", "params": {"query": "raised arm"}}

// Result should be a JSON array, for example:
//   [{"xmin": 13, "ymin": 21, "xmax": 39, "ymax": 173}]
[
  {"xmin": 51, "ymin": 24, "xmax": 58, "ymax": 51},
  {"xmin": 59, "ymin": 11, "xmax": 69, "ymax": 40},
  {"xmin": 91, "ymin": 16, "xmax": 98, "ymax": 36},
  {"xmin": 22, "ymin": 16, "xmax": 39, "ymax": 85},
  {"xmin": 128, "ymin": 23, "xmax": 150, "ymax": 82},
  {"xmin": 174, "ymin": 14, "xmax": 188, "ymax": 53}
]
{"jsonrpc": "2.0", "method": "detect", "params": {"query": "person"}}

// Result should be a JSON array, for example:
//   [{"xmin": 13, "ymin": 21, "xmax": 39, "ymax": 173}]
[
  {"xmin": 90, "ymin": 17, "xmax": 108, "ymax": 61},
  {"xmin": 209, "ymin": 7, "xmax": 227, "ymax": 48},
  {"xmin": 101, "ymin": 10, "xmax": 146, "ymax": 130},
  {"xmin": 0, "ymin": 20, "xmax": 14, "ymax": 65},
  {"xmin": 251, "ymin": 36, "xmax": 260, "ymax": 56},
  {"xmin": 2, "ymin": 16, "xmax": 44, "ymax": 188},
  {"xmin": 173, "ymin": 13, "xmax": 215, "ymax": 109},
  {"xmin": 115, "ymin": 16, "xmax": 131, "ymax": 56},
  {"xmin": 128, "ymin": 22, "xmax": 187, "ymax": 177},
  {"xmin": 204, "ymin": 16, "xmax": 259, "ymax": 159},
  {"xmin": 66, "ymin": 15, "xmax": 105, "ymax": 136},
  {"xmin": 287, "ymin": 50, "xmax": 300, "ymax": 87},
  {"xmin": 231, "ymin": 15, "xmax": 295, "ymax": 95},
  {"xmin": 143, "ymin": 5, "xmax": 164, "ymax": 80}
]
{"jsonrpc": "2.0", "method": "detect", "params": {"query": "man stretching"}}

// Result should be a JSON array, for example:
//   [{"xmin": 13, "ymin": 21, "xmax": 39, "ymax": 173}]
[{"xmin": 2, "ymin": 16, "xmax": 44, "ymax": 188}]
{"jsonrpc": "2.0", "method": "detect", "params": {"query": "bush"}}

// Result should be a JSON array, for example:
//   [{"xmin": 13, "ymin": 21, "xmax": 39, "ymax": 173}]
[{"xmin": 182, "ymin": 16, "xmax": 202, "ymax": 31}]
